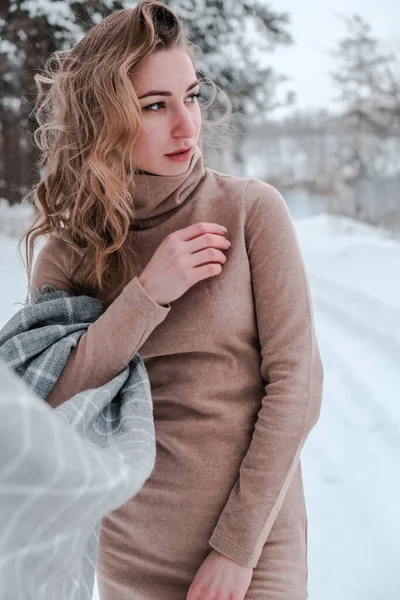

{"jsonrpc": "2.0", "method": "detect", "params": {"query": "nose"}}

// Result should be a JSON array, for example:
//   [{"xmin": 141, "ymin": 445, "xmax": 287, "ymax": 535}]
[{"xmin": 171, "ymin": 105, "xmax": 197, "ymax": 140}]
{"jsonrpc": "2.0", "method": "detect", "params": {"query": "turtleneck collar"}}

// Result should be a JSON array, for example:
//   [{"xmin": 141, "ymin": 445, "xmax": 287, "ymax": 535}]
[{"xmin": 129, "ymin": 145, "xmax": 206, "ymax": 230}]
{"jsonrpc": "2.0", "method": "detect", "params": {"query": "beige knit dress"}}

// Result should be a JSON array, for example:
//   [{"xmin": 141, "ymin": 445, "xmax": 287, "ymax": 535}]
[{"xmin": 32, "ymin": 145, "xmax": 324, "ymax": 599}]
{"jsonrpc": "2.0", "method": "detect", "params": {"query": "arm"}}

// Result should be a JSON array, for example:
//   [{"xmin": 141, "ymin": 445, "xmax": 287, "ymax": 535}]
[
  {"xmin": 208, "ymin": 180, "xmax": 324, "ymax": 568},
  {"xmin": 31, "ymin": 235, "xmax": 171, "ymax": 408}
]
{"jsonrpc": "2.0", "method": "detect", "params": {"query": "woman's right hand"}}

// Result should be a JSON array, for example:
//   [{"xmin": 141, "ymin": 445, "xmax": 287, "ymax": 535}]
[{"xmin": 138, "ymin": 222, "xmax": 231, "ymax": 306}]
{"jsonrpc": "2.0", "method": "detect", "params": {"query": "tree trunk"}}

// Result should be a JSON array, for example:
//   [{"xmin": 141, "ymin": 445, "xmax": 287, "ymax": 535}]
[{"xmin": 0, "ymin": 113, "xmax": 22, "ymax": 205}]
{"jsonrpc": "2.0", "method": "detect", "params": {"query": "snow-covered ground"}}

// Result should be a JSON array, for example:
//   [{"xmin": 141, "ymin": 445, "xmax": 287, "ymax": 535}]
[
  {"xmin": 1, "ymin": 212, "xmax": 399, "ymax": 600},
  {"xmin": 297, "ymin": 215, "xmax": 400, "ymax": 600}
]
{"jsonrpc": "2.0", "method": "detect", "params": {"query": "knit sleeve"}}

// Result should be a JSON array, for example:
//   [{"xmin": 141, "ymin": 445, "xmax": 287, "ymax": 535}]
[
  {"xmin": 31, "ymin": 235, "xmax": 171, "ymax": 408},
  {"xmin": 208, "ymin": 180, "xmax": 324, "ymax": 568}
]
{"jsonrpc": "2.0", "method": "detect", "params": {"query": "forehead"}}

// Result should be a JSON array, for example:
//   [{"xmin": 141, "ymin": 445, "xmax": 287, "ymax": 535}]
[{"xmin": 133, "ymin": 48, "xmax": 196, "ymax": 92}]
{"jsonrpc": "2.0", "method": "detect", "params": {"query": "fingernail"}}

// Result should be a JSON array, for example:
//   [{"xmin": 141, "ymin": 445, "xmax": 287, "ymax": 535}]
[{"xmin": 220, "ymin": 225, "xmax": 228, "ymax": 232}]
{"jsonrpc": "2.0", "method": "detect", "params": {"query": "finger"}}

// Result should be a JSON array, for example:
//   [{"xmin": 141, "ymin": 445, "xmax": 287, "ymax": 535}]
[
  {"xmin": 186, "ymin": 233, "xmax": 231, "ymax": 254},
  {"xmin": 177, "ymin": 222, "xmax": 227, "ymax": 242},
  {"xmin": 188, "ymin": 248, "xmax": 227, "ymax": 268}
]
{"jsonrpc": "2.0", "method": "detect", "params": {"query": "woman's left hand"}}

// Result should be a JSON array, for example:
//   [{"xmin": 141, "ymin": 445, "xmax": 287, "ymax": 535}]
[{"xmin": 186, "ymin": 549, "xmax": 253, "ymax": 600}]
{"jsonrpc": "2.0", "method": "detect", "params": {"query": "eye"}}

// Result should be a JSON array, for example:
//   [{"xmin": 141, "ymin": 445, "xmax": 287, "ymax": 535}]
[
  {"xmin": 187, "ymin": 92, "xmax": 202, "ymax": 103},
  {"xmin": 142, "ymin": 92, "xmax": 202, "ymax": 112},
  {"xmin": 143, "ymin": 101, "xmax": 166, "ymax": 112}
]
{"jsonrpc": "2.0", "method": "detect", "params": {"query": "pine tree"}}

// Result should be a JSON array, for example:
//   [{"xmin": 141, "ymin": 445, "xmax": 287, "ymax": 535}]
[
  {"xmin": 0, "ymin": 0, "xmax": 124, "ymax": 204},
  {"xmin": 331, "ymin": 14, "xmax": 400, "ymax": 183}
]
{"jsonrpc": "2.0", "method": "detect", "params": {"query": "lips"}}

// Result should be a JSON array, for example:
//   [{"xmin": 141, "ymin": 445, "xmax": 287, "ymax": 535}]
[{"xmin": 166, "ymin": 147, "xmax": 192, "ymax": 156}]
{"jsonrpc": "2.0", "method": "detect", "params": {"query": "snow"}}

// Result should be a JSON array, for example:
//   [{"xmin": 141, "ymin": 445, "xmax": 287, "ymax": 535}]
[
  {"xmin": 8, "ymin": 1, "xmax": 79, "ymax": 39},
  {"xmin": 1, "ymin": 209, "xmax": 399, "ymax": 599},
  {"xmin": 0, "ymin": 39, "xmax": 18, "ymax": 57},
  {"xmin": 0, "ymin": 199, "xmax": 35, "ymax": 239},
  {"xmin": 295, "ymin": 214, "xmax": 400, "ymax": 599}
]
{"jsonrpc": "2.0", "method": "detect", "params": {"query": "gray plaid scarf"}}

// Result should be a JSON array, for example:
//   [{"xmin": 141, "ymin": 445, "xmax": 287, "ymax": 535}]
[{"xmin": 0, "ymin": 287, "xmax": 156, "ymax": 600}]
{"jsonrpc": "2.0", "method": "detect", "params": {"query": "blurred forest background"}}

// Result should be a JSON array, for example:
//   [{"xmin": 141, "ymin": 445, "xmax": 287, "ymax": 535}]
[{"xmin": 0, "ymin": 0, "xmax": 399, "ymax": 231}]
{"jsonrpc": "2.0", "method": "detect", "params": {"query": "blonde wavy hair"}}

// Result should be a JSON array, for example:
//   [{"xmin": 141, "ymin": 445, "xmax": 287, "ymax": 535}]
[{"xmin": 21, "ymin": 0, "xmax": 232, "ymax": 303}]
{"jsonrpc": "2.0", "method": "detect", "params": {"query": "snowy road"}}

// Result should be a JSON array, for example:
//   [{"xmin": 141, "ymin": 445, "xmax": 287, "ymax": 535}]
[
  {"xmin": 1, "ymin": 214, "xmax": 399, "ymax": 599},
  {"xmin": 297, "ymin": 216, "xmax": 400, "ymax": 600}
]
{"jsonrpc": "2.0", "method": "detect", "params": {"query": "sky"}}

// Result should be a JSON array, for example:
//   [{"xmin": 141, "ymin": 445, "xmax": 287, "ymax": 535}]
[{"xmin": 268, "ymin": 0, "xmax": 400, "ymax": 115}]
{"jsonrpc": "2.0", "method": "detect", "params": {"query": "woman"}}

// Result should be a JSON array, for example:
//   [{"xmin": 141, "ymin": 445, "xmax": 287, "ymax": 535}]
[{"xmin": 23, "ymin": 2, "xmax": 324, "ymax": 599}]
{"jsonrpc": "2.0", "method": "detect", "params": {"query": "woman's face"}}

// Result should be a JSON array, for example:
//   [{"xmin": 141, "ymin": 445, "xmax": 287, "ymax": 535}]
[{"xmin": 132, "ymin": 47, "xmax": 202, "ymax": 176}]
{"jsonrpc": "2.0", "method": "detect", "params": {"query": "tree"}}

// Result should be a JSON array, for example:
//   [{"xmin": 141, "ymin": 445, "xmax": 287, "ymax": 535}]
[
  {"xmin": 330, "ymin": 14, "xmax": 400, "ymax": 184},
  {"xmin": 0, "ymin": 0, "xmax": 124, "ymax": 204},
  {"xmin": 162, "ymin": 1, "xmax": 292, "ymax": 115}
]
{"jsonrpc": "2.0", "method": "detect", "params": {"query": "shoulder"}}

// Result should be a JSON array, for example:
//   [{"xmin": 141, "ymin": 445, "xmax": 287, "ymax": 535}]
[
  {"xmin": 203, "ymin": 168, "xmax": 251, "ymax": 203},
  {"xmin": 34, "ymin": 231, "xmax": 80, "ymax": 270},
  {"xmin": 205, "ymin": 168, "xmax": 289, "ymax": 222},
  {"xmin": 32, "ymin": 232, "xmax": 82, "ymax": 293},
  {"xmin": 215, "ymin": 174, "xmax": 296, "ymax": 250},
  {"xmin": 205, "ymin": 168, "xmax": 285, "ymax": 206},
  {"xmin": 242, "ymin": 178, "xmax": 289, "ymax": 223}
]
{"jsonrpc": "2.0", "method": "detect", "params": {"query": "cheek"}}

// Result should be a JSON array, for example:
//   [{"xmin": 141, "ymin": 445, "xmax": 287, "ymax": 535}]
[
  {"xmin": 134, "ymin": 108, "xmax": 202, "ymax": 150},
  {"xmin": 134, "ymin": 124, "xmax": 159, "ymax": 152}
]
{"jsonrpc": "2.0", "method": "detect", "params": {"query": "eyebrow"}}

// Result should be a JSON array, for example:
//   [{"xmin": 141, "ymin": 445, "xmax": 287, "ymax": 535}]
[{"xmin": 138, "ymin": 80, "xmax": 200, "ymax": 100}]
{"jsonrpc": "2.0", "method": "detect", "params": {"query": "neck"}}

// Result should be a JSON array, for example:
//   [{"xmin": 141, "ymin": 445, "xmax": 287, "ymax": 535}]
[{"xmin": 129, "ymin": 145, "xmax": 206, "ymax": 231}]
